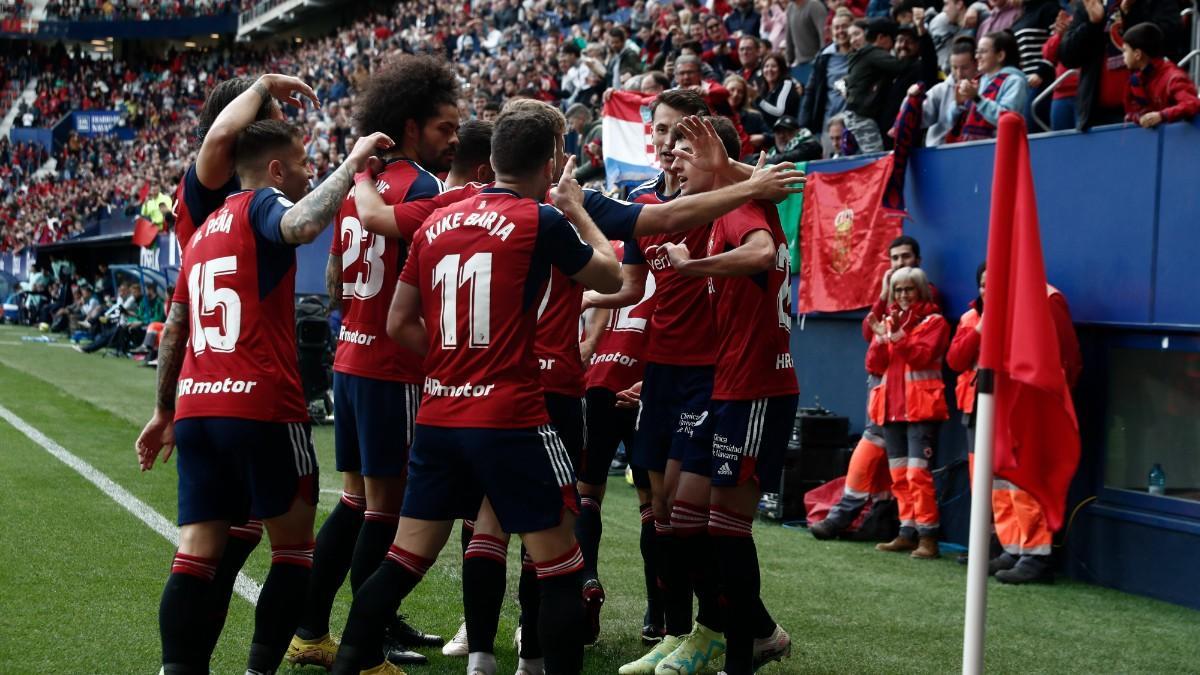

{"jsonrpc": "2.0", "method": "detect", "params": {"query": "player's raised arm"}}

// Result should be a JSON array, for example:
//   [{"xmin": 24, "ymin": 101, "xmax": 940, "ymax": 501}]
[
  {"xmin": 279, "ymin": 132, "xmax": 394, "ymax": 245},
  {"xmin": 633, "ymin": 152, "xmax": 805, "ymax": 237},
  {"xmin": 583, "ymin": 260, "xmax": 649, "ymax": 310},
  {"xmin": 551, "ymin": 157, "xmax": 621, "ymax": 293},
  {"xmin": 351, "ymin": 161, "xmax": 403, "ymax": 238},
  {"xmin": 196, "ymin": 74, "xmax": 319, "ymax": 189}
]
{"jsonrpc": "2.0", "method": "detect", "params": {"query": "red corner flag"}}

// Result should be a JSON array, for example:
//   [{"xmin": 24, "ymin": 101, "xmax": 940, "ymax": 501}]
[
  {"xmin": 132, "ymin": 216, "xmax": 160, "ymax": 249},
  {"xmin": 980, "ymin": 113, "xmax": 1079, "ymax": 531}
]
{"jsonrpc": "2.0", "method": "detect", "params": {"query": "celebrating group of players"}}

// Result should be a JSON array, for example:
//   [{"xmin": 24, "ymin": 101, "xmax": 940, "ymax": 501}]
[{"xmin": 135, "ymin": 53, "xmax": 807, "ymax": 675}]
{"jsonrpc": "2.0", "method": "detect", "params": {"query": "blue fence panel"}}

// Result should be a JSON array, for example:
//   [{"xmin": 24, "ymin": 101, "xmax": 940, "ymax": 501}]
[{"xmin": 1151, "ymin": 121, "xmax": 1200, "ymax": 327}]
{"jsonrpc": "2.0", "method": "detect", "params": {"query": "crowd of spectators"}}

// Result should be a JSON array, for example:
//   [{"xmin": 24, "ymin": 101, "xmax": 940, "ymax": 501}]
[
  {"xmin": 43, "ymin": 0, "xmax": 237, "ymax": 22},
  {"xmin": 2, "ymin": 0, "xmax": 1197, "ymax": 254}
]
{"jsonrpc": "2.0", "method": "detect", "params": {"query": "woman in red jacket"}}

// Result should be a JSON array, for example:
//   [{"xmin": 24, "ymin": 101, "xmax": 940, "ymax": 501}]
[{"xmin": 866, "ymin": 267, "xmax": 950, "ymax": 559}]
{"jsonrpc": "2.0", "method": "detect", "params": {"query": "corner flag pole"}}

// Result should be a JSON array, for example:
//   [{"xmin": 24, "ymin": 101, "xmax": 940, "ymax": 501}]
[
  {"xmin": 962, "ymin": 369, "xmax": 995, "ymax": 675},
  {"xmin": 963, "ymin": 111, "xmax": 1024, "ymax": 675}
]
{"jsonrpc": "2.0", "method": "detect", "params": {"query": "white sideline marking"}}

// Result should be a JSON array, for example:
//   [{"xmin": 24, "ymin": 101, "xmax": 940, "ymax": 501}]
[{"xmin": 0, "ymin": 403, "xmax": 262, "ymax": 604}]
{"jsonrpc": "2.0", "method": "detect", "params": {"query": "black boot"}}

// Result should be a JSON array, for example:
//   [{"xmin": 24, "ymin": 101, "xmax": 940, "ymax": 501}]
[
  {"xmin": 987, "ymin": 552, "xmax": 1019, "ymax": 576},
  {"xmin": 995, "ymin": 555, "xmax": 1054, "ymax": 585},
  {"xmin": 808, "ymin": 518, "xmax": 845, "ymax": 540}
]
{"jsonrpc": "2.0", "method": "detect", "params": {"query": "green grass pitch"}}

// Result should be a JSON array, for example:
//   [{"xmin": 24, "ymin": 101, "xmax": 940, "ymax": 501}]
[{"xmin": 0, "ymin": 324, "xmax": 1197, "ymax": 673}]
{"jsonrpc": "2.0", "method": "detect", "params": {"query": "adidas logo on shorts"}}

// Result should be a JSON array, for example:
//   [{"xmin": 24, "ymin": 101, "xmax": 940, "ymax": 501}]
[{"xmin": 718, "ymin": 462, "xmax": 733, "ymax": 477}]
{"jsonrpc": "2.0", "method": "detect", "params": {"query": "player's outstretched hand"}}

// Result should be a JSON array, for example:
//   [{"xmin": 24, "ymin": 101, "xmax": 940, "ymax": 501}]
[
  {"xmin": 261, "ymin": 74, "xmax": 321, "ymax": 110},
  {"xmin": 347, "ymin": 133, "xmax": 396, "ymax": 173},
  {"xmin": 746, "ymin": 153, "xmax": 806, "ymax": 203},
  {"xmin": 136, "ymin": 409, "xmax": 175, "ymax": 472},
  {"xmin": 672, "ymin": 115, "xmax": 728, "ymax": 174},
  {"xmin": 550, "ymin": 155, "xmax": 584, "ymax": 212}
]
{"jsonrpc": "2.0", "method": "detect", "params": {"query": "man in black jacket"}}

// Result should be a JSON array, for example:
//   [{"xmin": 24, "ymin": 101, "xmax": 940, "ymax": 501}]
[
  {"xmin": 1058, "ymin": 0, "xmax": 1183, "ymax": 129},
  {"xmin": 843, "ymin": 18, "xmax": 907, "ymax": 153},
  {"xmin": 877, "ymin": 13, "xmax": 940, "ymax": 148}
]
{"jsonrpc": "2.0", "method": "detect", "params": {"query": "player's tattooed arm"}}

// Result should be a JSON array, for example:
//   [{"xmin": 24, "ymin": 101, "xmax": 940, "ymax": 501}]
[
  {"xmin": 325, "ymin": 254, "xmax": 342, "ymax": 313},
  {"xmin": 155, "ymin": 302, "xmax": 190, "ymax": 412},
  {"xmin": 136, "ymin": 302, "xmax": 187, "ymax": 470},
  {"xmin": 279, "ymin": 131, "xmax": 394, "ymax": 245}
]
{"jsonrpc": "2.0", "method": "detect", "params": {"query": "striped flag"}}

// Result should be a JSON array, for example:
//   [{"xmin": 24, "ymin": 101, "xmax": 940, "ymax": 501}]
[{"xmin": 601, "ymin": 90, "xmax": 659, "ymax": 190}]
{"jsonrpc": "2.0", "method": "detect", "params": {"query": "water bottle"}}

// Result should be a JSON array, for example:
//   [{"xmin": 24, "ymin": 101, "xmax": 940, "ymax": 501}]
[{"xmin": 1148, "ymin": 463, "xmax": 1166, "ymax": 496}]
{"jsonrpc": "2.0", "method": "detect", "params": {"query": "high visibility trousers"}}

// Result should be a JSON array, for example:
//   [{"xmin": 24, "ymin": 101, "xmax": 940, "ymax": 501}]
[
  {"xmin": 884, "ymin": 421, "xmax": 940, "ymax": 538},
  {"xmin": 825, "ymin": 375, "xmax": 893, "ymax": 528},
  {"xmin": 825, "ymin": 430, "xmax": 891, "ymax": 527},
  {"xmin": 967, "ymin": 426, "xmax": 1052, "ymax": 556}
]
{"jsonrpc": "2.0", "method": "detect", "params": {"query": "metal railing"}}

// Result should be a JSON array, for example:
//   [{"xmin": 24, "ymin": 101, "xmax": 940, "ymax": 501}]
[
  {"xmin": 1031, "ymin": 69, "xmax": 1079, "ymax": 132},
  {"xmin": 1186, "ymin": 2, "xmax": 1200, "ymax": 86}
]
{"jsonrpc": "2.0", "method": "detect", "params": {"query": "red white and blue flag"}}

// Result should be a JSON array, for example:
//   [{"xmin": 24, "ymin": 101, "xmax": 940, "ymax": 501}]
[{"xmin": 601, "ymin": 91, "xmax": 659, "ymax": 190}]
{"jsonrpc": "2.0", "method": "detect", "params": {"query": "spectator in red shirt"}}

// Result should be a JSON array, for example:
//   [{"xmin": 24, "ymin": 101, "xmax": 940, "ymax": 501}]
[{"xmin": 1121, "ymin": 22, "xmax": 1200, "ymax": 128}]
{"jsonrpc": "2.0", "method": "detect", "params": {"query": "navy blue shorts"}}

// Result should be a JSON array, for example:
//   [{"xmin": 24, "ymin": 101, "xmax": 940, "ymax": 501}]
[
  {"xmin": 174, "ymin": 417, "xmax": 319, "ymax": 526},
  {"xmin": 545, "ymin": 392, "xmax": 585, "ymax": 469},
  {"xmin": 632, "ymin": 362, "xmax": 715, "ymax": 476},
  {"xmin": 400, "ymin": 424, "xmax": 580, "ymax": 534},
  {"xmin": 710, "ymin": 395, "xmax": 798, "ymax": 492},
  {"xmin": 333, "ymin": 372, "xmax": 418, "ymax": 478},
  {"xmin": 580, "ymin": 387, "xmax": 637, "ymax": 486}
]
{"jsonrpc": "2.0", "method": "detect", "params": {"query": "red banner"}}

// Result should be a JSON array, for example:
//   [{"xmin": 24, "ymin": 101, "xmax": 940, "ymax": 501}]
[
  {"xmin": 132, "ymin": 217, "xmax": 159, "ymax": 249},
  {"xmin": 797, "ymin": 156, "xmax": 904, "ymax": 314}
]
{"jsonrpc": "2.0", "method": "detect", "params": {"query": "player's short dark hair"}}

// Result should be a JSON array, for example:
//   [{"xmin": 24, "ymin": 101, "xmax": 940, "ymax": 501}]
[
  {"xmin": 561, "ymin": 41, "xmax": 581, "ymax": 57},
  {"xmin": 889, "ymin": 234, "xmax": 921, "ymax": 258},
  {"xmin": 452, "ymin": 119, "xmax": 494, "ymax": 173},
  {"xmin": 354, "ymin": 54, "xmax": 460, "ymax": 141},
  {"xmin": 608, "ymin": 26, "xmax": 627, "ymax": 40},
  {"xmin": 1123, "ymin": 22, "xmax": 1166, "ymax": 59},
  {"xmin": 866, "ymin": 18, "xmax": 899, "ymax": 42},
  {"xmin": 984, "ymin": 30, "xmax": 1020, "ymax": 68},
  {"xmin": 668, "ymin": 115, "xmax": 741, "ymax": 161},
  {"xmin": 483, "ymin": 101, "xmax": 502, "ymax": 113},
  {"xmin": 491, "ymin": 109, "xmax": 557, "ymax": 176},
  {"xmin": 196, "ymin": 77, "xmax": 276, "ymax": 145},
  {"xmin": 234, "ymin": 119, "xmax": 303, "ymax": 172},
  {"xmin": 951, "ymin": 36, "xmax": 977, "ymax": 57},
  {"xmin": 651, "ymin": 88, "xmax": 709, "ymax": 118}
]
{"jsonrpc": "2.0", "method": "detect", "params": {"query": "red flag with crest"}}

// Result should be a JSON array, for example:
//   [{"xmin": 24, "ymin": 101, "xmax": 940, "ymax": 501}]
[{"xmin": 797, "ymin": 155, "xmax": 904, "ymax": 313}]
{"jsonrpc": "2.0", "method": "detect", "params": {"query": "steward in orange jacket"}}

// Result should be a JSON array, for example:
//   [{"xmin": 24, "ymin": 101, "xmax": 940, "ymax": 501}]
[{"xmin": 947, "ymin": 264, "xmax": 1081, "ymax": 584}]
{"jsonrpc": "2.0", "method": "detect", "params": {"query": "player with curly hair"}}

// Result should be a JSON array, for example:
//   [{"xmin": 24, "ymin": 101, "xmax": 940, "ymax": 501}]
[{"xmin": 285, "ymin": 54, "xmax": 460, "ymax": 670}]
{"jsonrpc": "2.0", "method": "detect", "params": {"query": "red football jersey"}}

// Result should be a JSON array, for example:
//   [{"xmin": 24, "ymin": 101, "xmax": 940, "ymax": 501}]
[
  {"xmin": 172, "ymin": 189, "xmax": 308, "ymax": 422},
  {"xmin": 534, "ymin": 189, "xmax": 643, "ymax": 396},
  {"xmin": 627, "ymin": 176, "xmax": 717, "ymax": 367},
  {"xmin": 174, "ymin": 164, "xmax": 239, "ymax": 246},
  {"xmin": 586, "ymin": 241, "xmax": 658, "ymax": 393},
  {"xmin": 705, "ymin": 201, "xmax": 799, "ymax": 400},
  {"xmin": 332, "ymin": 159, "xmax": 441, "ymax": 383},
  {"xmin": 391, "ymin": 181, "xmax": 488, "ymax": 239},
  {"xmin": 399, "ymin": 187, "xmax": 595, "ymax": 428}
]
